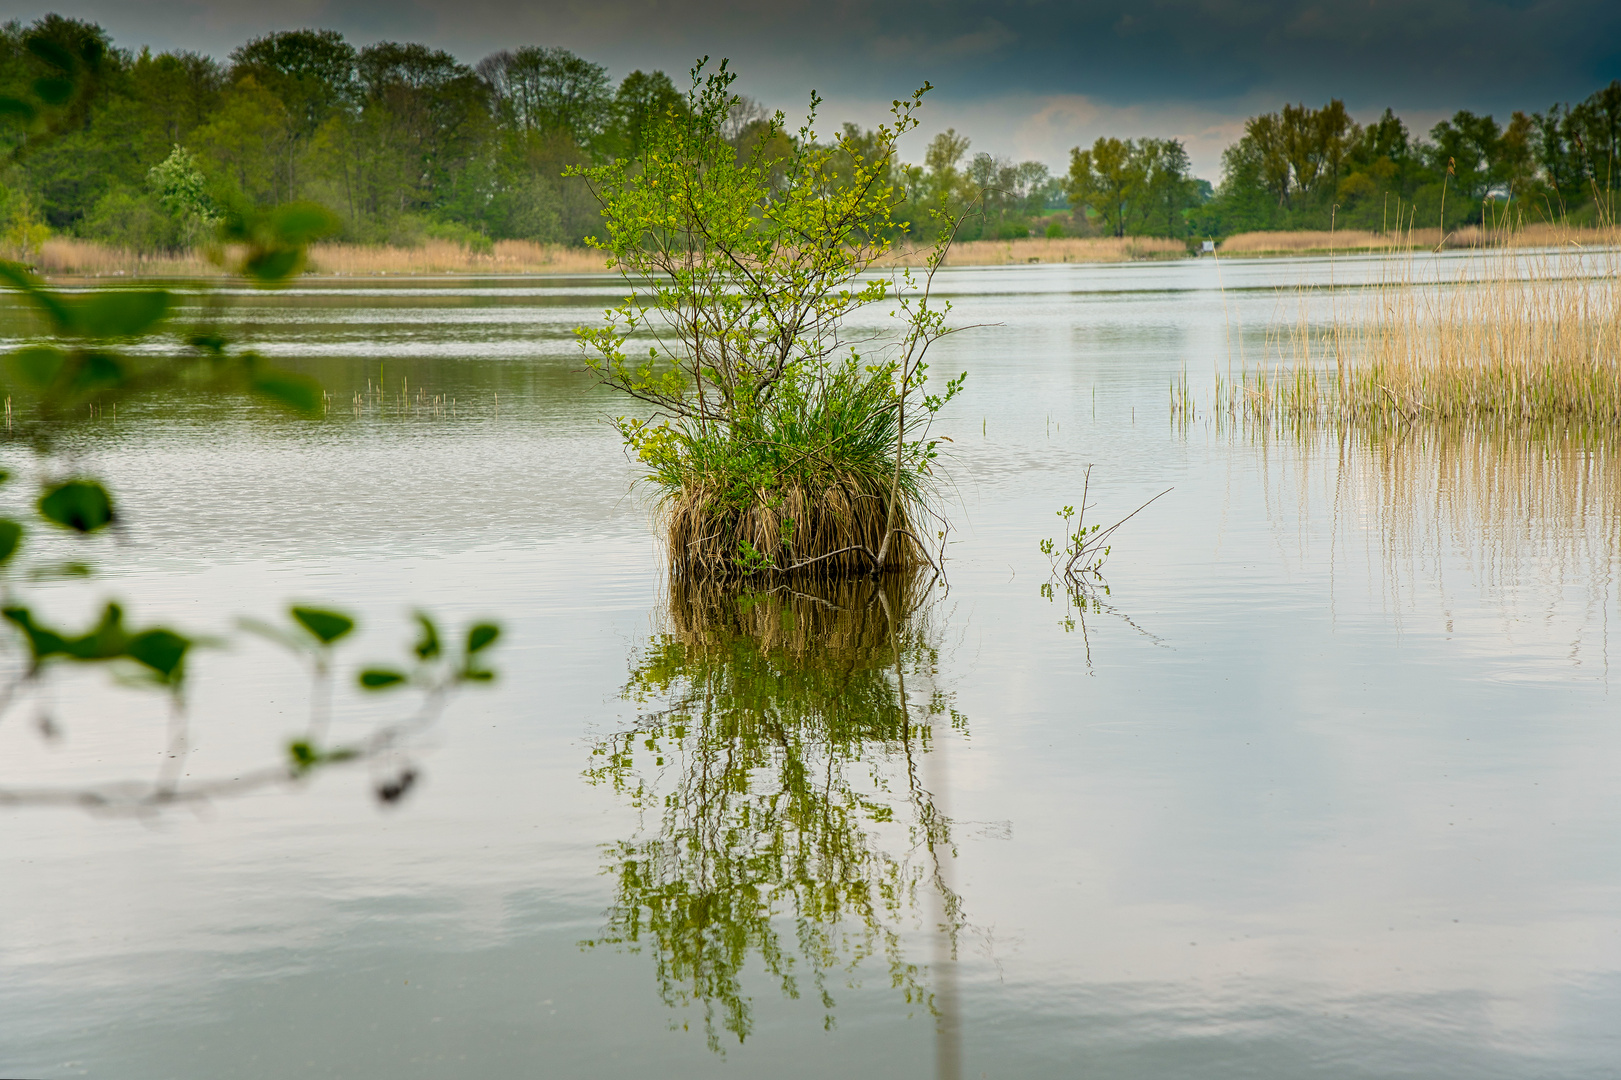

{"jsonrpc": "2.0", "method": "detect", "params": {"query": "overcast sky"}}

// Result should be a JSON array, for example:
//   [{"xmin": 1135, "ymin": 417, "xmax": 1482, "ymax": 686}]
[{"xmin": 14, "ymin": 0, "xmax": 1621, "ymax": 179}]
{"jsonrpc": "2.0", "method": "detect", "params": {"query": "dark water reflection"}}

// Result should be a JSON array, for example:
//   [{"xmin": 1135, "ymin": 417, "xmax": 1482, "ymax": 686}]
[{"xmin": 586, "ymin": 575, "xmax": 964, "ymax": 1053}]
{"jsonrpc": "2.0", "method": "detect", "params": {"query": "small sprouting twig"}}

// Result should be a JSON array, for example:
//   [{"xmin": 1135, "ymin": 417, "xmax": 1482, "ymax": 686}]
[{"xmin": 1041, "ymin": 465, "xmax": 1172, "ymax": 585}]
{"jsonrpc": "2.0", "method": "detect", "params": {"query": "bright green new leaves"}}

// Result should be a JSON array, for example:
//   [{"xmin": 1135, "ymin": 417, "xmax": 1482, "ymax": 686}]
[
  {"xmin": 570, "ymin": 61, "xmax": 924, "ymax": 434},
  {"xmin": 3, "ymin": 602, "xmax": 192, "ymax": 683},
  {"xmin": 356, "ymin": 615, "xmax": 500, "ymax": 690},
  {"xmin": 291, "ymin": 606, "xmax": 355, "ymax": 645},
  {"xmin": 38, "ymin": 479, "xmax": 114, "ymax": 532}
]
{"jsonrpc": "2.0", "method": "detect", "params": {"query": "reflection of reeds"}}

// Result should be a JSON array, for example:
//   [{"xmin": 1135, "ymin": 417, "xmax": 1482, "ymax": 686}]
[
  {"xmin": 1254, "ymin": 424, "xmax": 1621, "ymax": 655},
  {"xmin": 665, "ymin": 572, "xmax": 932, "ymax": 660},
  {"xmin": 1224, "ymin": 233, "xmax": 1621, "ymax": 428}
]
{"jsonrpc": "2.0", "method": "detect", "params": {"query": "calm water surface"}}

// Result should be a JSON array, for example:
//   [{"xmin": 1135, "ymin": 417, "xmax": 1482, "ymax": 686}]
[{"xmin": 2, "ymin": 253, "xmax": 1618, "ymax": 1079}]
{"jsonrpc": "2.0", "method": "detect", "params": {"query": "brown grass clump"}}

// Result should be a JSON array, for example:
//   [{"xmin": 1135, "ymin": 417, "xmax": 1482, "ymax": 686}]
[
  {"xmin": 663, "ymin": 477, "xmax": 924, "ymax": 581},
  {"xmin": 1225, "ymin": 228, "xmax": 1621, "ymax": 428}
]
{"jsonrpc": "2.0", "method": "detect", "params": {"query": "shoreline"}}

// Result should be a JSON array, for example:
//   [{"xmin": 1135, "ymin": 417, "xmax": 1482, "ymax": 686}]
[{"xmin": 9, "ymin": 225, "xmax": 1618, "ymax": 280}]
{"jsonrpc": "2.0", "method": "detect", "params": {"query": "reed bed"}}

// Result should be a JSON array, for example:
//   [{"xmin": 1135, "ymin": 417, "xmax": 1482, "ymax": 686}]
[
  {"xmin": 11, "ymin": 237, "xmax": 609, "ymax": 278},
  {"xmin": 884, "ymin": 235, "xmax": 1186, "ymax": 267},
  {"xmin": 1217, "ymin": 232, "xmax": 1621, "ymax": 429},
  {"xmin": 306, "ymin": 239, "xmax": 608, "ymax": 275},
  {"xmin": 22, "ymin": 237, "xmax": 226, "ymax": 277},
  {"xmin": 1218, "ymin": 223, "xmax": 1621, "ymax": 257}
]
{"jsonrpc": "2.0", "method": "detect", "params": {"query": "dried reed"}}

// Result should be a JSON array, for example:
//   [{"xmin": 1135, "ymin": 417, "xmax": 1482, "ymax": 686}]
[
  {"xmin": 1225, "ymin": 229, "xmax": 1621, "ymax": 428},
  {"xmin": 664, "ymin": 475, "xmax": 924, "ymax": 580},
  {"xmin": 883, "ymin": 235, "xmax": 1186, "ymax": 267},
  {"xmin": 17, "ymin": 237, "xmax": 610, "ymax": 278},
  {"xmin": 306, "ymin": 239, "xmax": 608, "ymax": 275},
  {"xmin": 1218, "ymin": 223, "xmax": 1621, "ymax": 257}
]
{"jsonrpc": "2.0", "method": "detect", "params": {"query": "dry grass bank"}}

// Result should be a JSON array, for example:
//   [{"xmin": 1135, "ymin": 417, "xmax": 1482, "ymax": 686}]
[
  {"xmin": 1218, "ymin": 222, "xmax": 1621, "ymax": 256},
  {"xmin": 15, "ymin": 234, "xmax": 1187, "ymax": 280},
  {"xmin": 1216, "ymin": 236, "xmax": 1621, "ymax": 427},
  {"xmin": 23, "ymin": 237, "xmax": 225, "ymax": 277},
  {"xmin": 307, "ymin": 239, "xmax": 608, "ymax": 274},
  {"xmin": 887, "ymin": 235, "xmax": 1186, "ymax": 267},
  {"xmin": 13, "ymin": 237, "xmax": 610, "ymax": 278}
]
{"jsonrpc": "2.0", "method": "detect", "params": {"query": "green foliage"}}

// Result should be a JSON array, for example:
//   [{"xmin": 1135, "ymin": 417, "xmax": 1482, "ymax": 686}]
[
  {"xmin": 291, "ymin": 606, "xmax": 356, "ymax": 645},
  {"xmin": 38, "ymin": 479, "xmax": 114, "ymax": 532},
  {"xmin": 1067, "ymin": 136, "xmax": 1202, "ymax": 239},
  {"xmin": 572, "ymin": 61, "xmax": 966, "ymax": 575}
]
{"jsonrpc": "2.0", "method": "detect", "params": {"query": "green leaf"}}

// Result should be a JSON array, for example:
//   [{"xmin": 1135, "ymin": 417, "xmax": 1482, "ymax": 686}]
[
  {"xmin": 413, "ymin": 613, "xmax": 440, "ymax": 660},
  {"xmin": 290, "ymin": 606, "xmax": 354, "ymax": 645},
  {"xmin": 461, "ymin": 667, "xmax": 495, "ymax": 682},
  {"xmin": 288, "ymin": 739, "xmax": 319, "ymax": 769},
  {"xmin": 245, "ymin": 247, "xmax": 302, "ymax": 283},
  {"xmin": 61, "ymin": 603, "xmax": 126, "ymax": 660},
  {"xmin": 271, "ymin": 203, "xmax": 340, "ymax": 245},
  {"xmin": 251, "ymin": 371, "xmax": 322, "ymax": 417},
  {"xmin": 70, "ymin": 352, "xmax": 125, "ymax": 395},
  {"xmin": 72, "ymin": 290, "xmax": 170, "ymax": 338},
  {"xmin": 31, "ymin": 76, "xmax": 73, "ymax": 106},
  {"xmin": 359, "ymin": 668, "xmax": 407, "ymax": 690},
  {"xmin": 466, "ymin": 623, "xmax": 500, "ymax": 654},
  {"xmin": 125, "ymin": 629, "xmax": 190, "ymax": 678},
  {"xmin": 0, "ymin": 96, "xmax": 37, "ymax": 121},
  {"xmin": 3, "ymin": 606, "xmax": 67, "ymax": 661},
  {"xmin": 8, "ymin": 345, "xmax": 65, "ymax": 388},
  {"xmin": 0, "ymin": 520, "xmax": 19, "ymax": 565},
  {"xmin": 38, "ymin": 480, "xmax": 114, "ymax": 532}
]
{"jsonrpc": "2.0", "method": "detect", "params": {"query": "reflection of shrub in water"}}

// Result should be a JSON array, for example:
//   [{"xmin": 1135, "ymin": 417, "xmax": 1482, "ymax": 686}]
[{"xmin": 585, "ymin": 574, "xmax": 962, "ymax": 1051}]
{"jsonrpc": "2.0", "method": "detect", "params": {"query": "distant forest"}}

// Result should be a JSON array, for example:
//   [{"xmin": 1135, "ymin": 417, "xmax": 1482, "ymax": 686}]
[{"xmin": 2, "ymin": 14, "xmax": 1619, "ymax": 253}]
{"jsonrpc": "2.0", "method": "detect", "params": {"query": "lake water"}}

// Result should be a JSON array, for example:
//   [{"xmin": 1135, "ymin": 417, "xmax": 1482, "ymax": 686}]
[{"xmin": 2, "ymin": 253, "xmax": 1619, "ymax": 1079}]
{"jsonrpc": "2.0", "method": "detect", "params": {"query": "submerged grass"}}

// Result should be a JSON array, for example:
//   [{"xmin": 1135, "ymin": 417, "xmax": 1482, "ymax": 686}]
[{"xmin": 1215, "ymin": 225, "xmax": 1621, "ymax": 430}]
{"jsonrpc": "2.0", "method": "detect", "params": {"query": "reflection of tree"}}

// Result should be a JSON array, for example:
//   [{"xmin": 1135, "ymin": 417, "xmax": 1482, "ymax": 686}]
[{"xmin": 584, "ymin": 574, "xmax": 963, "ymax": 1052}]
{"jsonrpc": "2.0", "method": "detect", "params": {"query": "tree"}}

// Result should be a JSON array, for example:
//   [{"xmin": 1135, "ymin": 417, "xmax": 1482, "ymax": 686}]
[
  {"xmin": 477, "ymin": 46, "xmax": 610, "ymax": 147},
  {"xmin": 1067, "ymin": 136, "xmax": 1144, "ymax": 237},
  {"xmin": 571, "ymin": 61, "xmax": 966, "ymax": 578},
  {"xmin": 146, "ymin": 142, "xmax": 216, "ymax": 242},
  {"xmin": 1428, "ymin": 110, "xmax": 1502, "ymax": 212},
  {"xmin": 607, "ymin": 69, "xmax": 682, "ymax": 161}
]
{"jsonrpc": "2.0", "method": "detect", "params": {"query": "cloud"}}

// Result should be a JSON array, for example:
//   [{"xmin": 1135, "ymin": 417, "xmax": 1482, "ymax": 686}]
[{"xmin": 11, "ymin": 0, "xmax": 1618, "ymax": 178}]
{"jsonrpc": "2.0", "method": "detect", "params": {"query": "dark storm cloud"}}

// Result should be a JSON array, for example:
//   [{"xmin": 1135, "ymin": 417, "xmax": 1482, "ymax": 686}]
[
  {"xmin": 22, "ymin": 0, "xmax": 1621, "ymax": 111},
  {"xmin": 13, "ymin": 0, "xmax": 1621, "ymax": 174}
]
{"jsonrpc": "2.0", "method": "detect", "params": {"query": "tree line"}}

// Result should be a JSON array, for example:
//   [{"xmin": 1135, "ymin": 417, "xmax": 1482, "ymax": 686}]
[{"xmin": 2, "ymin": 14, "xmax": 1618, "ymax": 252}]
